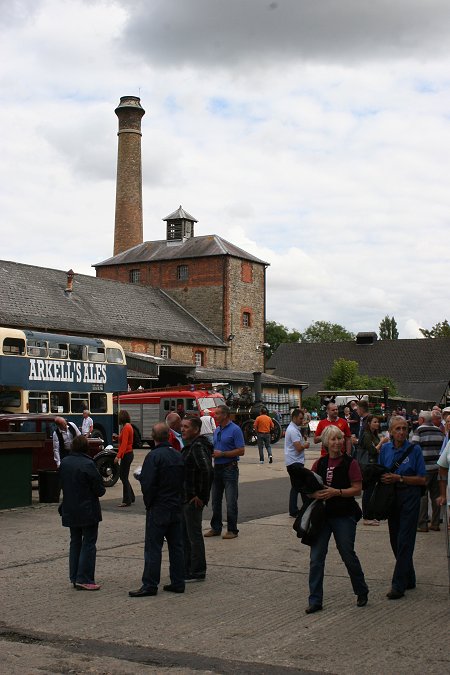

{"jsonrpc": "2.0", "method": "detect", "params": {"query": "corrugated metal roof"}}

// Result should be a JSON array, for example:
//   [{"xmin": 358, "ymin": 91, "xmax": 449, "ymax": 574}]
[
  {"xmin": 192, "ymin": 367, "xmax": 308, "ymax": 387},
  {"xmin": 94, "ymin": 235, "xmax": 268, "ymax": 267}
]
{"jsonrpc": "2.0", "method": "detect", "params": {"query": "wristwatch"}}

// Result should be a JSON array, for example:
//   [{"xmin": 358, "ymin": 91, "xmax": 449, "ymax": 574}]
[{"xmin": 399, "ymin": 475, "xmax": 404, "ymax": 483}]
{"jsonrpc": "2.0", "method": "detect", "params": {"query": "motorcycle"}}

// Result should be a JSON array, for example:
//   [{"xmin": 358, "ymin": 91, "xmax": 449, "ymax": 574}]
[{"xmin": 94, "ymin": 445, "xmax": 120, "ymax": 488}]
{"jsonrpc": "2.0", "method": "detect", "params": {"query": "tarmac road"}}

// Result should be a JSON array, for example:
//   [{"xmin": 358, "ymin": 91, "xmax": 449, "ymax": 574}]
[{"xmin": 1, "ymin": 443, "xmax": 449, "ymax": 675}]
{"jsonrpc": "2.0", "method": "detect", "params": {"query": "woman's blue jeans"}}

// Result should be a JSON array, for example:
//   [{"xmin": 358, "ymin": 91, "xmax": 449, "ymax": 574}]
[
  {"xmin": 69, "ymin": 524, "xmax": 98, "ymax": 584},
  {"xmin": 308, "ymin": 516, "xmax": 368, "ymax": 606},
  {"xmin": 210, "ymin": 463, "xmax": 239, "ymax": 534}
]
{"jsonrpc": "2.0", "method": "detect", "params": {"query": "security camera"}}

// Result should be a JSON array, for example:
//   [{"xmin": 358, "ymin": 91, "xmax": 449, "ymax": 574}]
[{"xmin": 262, "ymin": 343, "xmax": 270, "ymax": 348}]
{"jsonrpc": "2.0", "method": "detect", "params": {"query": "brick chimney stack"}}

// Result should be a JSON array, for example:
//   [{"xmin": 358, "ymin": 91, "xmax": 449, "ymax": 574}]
[{"xmin": 113, "ymin": 95, "xmax": 145, "ymax": 256}]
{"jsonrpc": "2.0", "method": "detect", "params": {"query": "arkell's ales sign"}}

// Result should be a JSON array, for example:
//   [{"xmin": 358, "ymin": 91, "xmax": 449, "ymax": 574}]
[{"xmin": 29, "ymin": 359, "xmax": 107, "ymax": 385}]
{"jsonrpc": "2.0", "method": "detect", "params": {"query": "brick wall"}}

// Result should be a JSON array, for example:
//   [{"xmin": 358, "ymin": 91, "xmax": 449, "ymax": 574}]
[
  {"xmin": 114, "ymin": 106, "xmax": 144, "ymax": 256},
  {"xmin": 96, "ymin": 254, "xmax": 266, "ymax": 372},
  {"xmin": 116, "ymin": 337, "xmax": 226, "ymax": 368},
  {"xmin": 226, "ymin": 258, "xmax": 265, "ymax": 372}
]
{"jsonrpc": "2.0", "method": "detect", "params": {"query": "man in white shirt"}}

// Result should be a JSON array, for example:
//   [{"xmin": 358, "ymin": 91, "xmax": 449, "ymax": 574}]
[
  {"xmin": 284, "ymin": 408, "xmax": 310, "ymax": 517},
  {"xmin": 53, "ymin": 417, "xmax": 81, "ymax": 468},
  {"xmin": 200, "ymin": 413, "xmax": 216, "ymax": 444},
  {"xmin": 81, "ymin": 409, "xmax": 94, "ymax": 437}
]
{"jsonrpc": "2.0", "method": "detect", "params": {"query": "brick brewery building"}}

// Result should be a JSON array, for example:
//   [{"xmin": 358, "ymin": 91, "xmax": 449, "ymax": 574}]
[
  {"xmin": 94, "ymin": 95, "xmax": 268, "ymax": 373},
  {"xmin": 1, "ymin": 95, "xmax": 304, "ymax": 397}
]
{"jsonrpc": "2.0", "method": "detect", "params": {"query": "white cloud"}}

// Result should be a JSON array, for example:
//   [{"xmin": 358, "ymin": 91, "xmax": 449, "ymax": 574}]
[{"xmin": 0, "ymin": 0, "xmax": 449, "ymax": 341}]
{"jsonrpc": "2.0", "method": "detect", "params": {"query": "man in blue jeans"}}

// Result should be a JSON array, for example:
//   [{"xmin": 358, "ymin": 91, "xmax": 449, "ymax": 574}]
[
  {"xmin": 129, "ymin": 422, "xmax": 185, "ymax": 597},
  {"xmin": 204, "ymin": 405, "xmax": 245, "ymax": 540}
]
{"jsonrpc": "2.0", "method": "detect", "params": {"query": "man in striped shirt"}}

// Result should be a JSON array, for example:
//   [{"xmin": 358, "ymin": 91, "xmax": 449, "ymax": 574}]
[{"xmin": 412, "ymin": 410, "xmax": 444, "ymax": 532}]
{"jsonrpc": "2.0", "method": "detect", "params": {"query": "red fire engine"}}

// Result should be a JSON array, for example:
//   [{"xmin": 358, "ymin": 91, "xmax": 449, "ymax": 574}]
[{"xmin": 118, "ymin": 385, "xmax": 226, "ymax": 446}]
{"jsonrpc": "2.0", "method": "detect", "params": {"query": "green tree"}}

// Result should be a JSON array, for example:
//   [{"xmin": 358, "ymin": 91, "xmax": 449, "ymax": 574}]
[
  {"xmin": 419, "ymin": 320, "xmax": 450, "ymax": 338},
  {"xmin": 302, "ymin": 395, "xmax": 321, "ymax": 412},
  {"xmin": 324, "ymin": 358, "xmax": 397, "ymax": 395},
  {"xmin": 324, "ymin": 359, "xmax": 361, "ymax": 389},
  {"xmin": 379, "ymin": 315, "xmax": 399, "ymax": 340},
  {"xmin": 265, "ymin": 320, "xmax": 301, "ymax": 359},
  {"xmin": 299, "ymin": 321, "xmax": 355, "ymax": 343}
]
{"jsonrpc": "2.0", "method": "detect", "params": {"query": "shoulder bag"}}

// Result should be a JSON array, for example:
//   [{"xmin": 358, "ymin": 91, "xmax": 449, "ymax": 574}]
[{"xmin": 366, "ymin": 444, "xmax": 414, "ymax": 520}]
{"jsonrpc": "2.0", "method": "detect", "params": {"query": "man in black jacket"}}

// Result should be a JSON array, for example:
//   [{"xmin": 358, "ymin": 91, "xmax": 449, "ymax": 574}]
[
  {"xmin": 181, "ymin": 416, "xmax": 213, "ymax": 582},
  {"xmin": 129, "ymin": 422, "xmax": 185, "ymax": 597},
  {"xmin": 59, "ymin": 435, "xmax": 105, "ymax": 591}
]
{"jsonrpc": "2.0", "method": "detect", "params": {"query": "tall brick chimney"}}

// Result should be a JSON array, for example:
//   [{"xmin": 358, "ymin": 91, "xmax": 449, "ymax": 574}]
[{"xmin": 113, "ymin": 95, "xmax": 145, "ymax": 256}]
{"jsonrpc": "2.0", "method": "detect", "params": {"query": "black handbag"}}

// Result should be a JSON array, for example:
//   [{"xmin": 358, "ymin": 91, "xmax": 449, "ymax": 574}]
[{"xmin": 366, "ymin": 444, "xmax": 414, "ymax": 520}]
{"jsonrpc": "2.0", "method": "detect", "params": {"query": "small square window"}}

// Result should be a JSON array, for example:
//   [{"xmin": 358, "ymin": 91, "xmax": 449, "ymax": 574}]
[
  {"xmin": 129, "ymin": 269, "xmax": 141, "ymax": 284},
  {"xmin": 160, "ymin": 345, "xmax": 171, "ymax": 359},
  {"xmin": 242, "ymin": 312, "xmax": 251, "ymax": 328},
  {"xmin": 177, "ymin": 265, "xmax": 189, "ymax": 281}
]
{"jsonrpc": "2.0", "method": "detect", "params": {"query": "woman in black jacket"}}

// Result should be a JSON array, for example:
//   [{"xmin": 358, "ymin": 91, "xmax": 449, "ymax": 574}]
[
  {"xmin": 305, "ymin": 425, "xmax": 368, "ymax": 614},
  {"xmin": 359, "ymin": 415, "xmax": 390, "ymax": 525},
  {"xmin": 59, "ymin": 435, "xmax": 106, "ymax": 591}
]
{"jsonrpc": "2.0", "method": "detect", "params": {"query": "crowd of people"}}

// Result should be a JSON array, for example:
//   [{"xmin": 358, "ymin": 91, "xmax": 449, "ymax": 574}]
[
  {"xmin": 55, "ymin": 398, "xmax": 448, "ymax": 612},
  {"xmin": 57, "ymin": 404, "xmax": 244, "ymax": 594},
  {"xmin": 285, "ymin": 401, "xmax": 448, "ymax": 611}
]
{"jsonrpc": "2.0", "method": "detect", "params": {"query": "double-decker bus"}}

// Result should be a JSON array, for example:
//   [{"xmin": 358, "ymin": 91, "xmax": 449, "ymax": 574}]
[{"xmin": 0, "ymin": 327, "xmax": 127, "ymax": 443}]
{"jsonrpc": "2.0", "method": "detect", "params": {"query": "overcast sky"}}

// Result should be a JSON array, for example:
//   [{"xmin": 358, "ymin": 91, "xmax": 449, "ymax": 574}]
[{"xmin": 1, "ymin": 0, "xmax": 450, "ymax": 338}]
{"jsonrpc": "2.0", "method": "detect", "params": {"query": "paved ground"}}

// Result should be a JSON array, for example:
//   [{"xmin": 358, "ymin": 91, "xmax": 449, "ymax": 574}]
[{"xmin": 0, "ymin": 444, "xmax": 449, "ymax": 674}]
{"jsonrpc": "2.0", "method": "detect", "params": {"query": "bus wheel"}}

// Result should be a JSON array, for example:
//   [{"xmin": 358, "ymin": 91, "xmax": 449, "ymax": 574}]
[
  {"xmin": 241, "ymin": 419, "xmax": 257, "ymax": 446},
  {"xmin": 95, "ymin": 456, "xmax": 120, "ymax": 488},
  {"xmin": 132, "ymin": 426, "xmax": 143, "ymax": 449}
]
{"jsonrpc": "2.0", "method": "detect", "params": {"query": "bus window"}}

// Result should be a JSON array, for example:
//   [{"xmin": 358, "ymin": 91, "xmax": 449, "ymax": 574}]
[
  {"xmin": 3, "ymin": 337, "xmax": 25, "ymax": 355},
  {"xmin": 48, "ymin": 341, "xmax": 68, "ymax": 359},
  {"xmin": 0, "ymin": 390, "xmax": 21, "ymax": 408},
  {"xmin": 71, "ymin": 393, "xmax": 89, "ymax": 413},
  {"xmin": 88, "ymin": 346, "xmax": 106, "ymax": 362},
  {"xmin": 50, "ymin": 392, "xmax": 69, "ymax": 414},
  {"xmin": 69, "ymin": 343, "xmax": 86, "ymax": 361},
  {"xmin": 91, "ymin": 393, "xmax": 107, "ymax": 413},
  {"xmin": 27, "ymin": 340, "xmax": 47, "ymax": 357},
  {"xmin": 29, "ymin": 391, "xmax": 49, "ymax": 413},
  {"xmin": 106, "ymin": 347, "xmax": 124, "ymax": 364},
  {"xmin": 176, "ymin": 399, "xmax": 185, "ymax": 417},
  {"xmin": 163, "ymin": 400, "xmax": 170, "ymax": 412}
]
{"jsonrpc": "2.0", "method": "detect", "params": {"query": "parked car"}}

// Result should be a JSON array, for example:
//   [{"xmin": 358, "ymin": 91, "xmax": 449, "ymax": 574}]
[{"xmin": 0, "ymin": 413, "xmax": 119, "ymax": 487}]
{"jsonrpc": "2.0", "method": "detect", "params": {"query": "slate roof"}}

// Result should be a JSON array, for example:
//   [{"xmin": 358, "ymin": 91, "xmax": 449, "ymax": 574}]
[
  {"xmin": 94, "ymin": 234, "xmax": 268, "ymax": 267},
  {"xmin": 267, "ymin": 339, "xmax": 450, "ymax": 403},
  {"xmin": 163, "ymin": 206, "xmax": 197, "ymax": 222},
  {"xmin": 0, "ymin": 260, "xmax": 225, "ymax": 348}
]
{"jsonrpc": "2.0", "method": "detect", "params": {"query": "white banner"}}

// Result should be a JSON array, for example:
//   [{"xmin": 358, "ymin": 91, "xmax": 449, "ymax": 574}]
[{"xmin": 29, "ymin": 359, "xmax": 107, "ymax": 385}]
